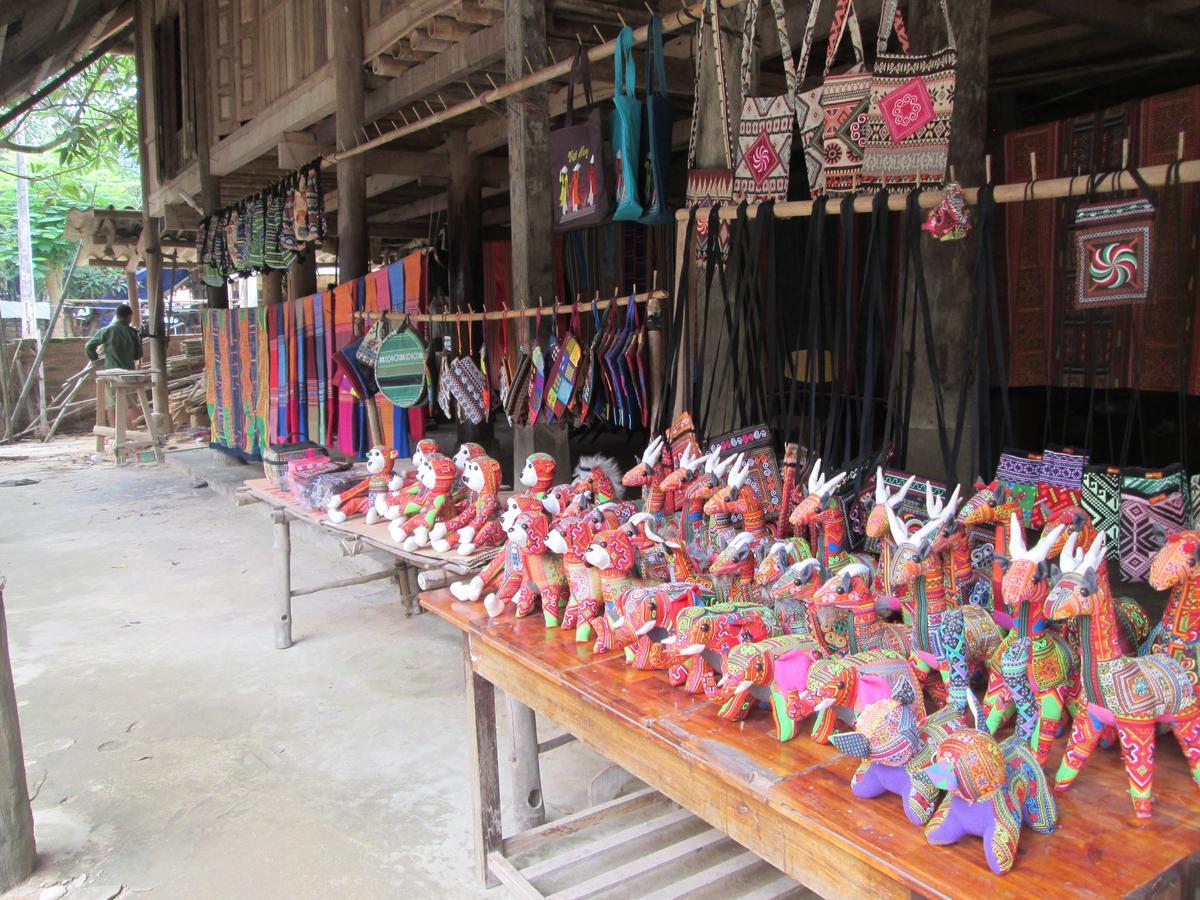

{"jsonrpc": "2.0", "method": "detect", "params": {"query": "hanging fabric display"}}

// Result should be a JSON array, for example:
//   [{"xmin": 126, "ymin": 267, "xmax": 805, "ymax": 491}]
[
  {"xmin": 705, "ymin": 424, "xmax": 784, "ymax": 521},
  {"xmin": 1072, "ymin": 170, "xmax": 1158, "ymax": 309},
  {"xmin": 611, "ymin": 26, "xmax": 643, "ymax": 221},
  {"xmin": 544, "ymin": 301, "xmax": 584, "ymax": 420},
  {"xmin": 820, "ymin": 0, "xmax": 903, "ymax": 195},
  {"xmin": 684, "ymin": 0, "xmax": 735, "ymax": 261},
  {"xmin": 731, "ymin": 0, "xmax": 799, "ymax": 203},
  {"xmin": 1034, "ymin": 446, "xmax": 1088, "ymax": 528},
  {"xmin": 551, "ymin": 48, "xmax": 610, "ymax": 232},
  {"xmin": 1082, "ymin": 466, "xmax": 1122, "ymax": 563},
  {"xmin": 860, "ymin": 0, "xmax": 956, "ymax": 191},
  {"xmin": 197, "ymin": 161, "xmax": 325, "ymax": 284},
  {"xmin": 791, "ymin": 0, "xmax": 828, "ymax": 197},
  {"xmin": 638, "ymin": 16, "xmax": 674, "ymax": 225}
]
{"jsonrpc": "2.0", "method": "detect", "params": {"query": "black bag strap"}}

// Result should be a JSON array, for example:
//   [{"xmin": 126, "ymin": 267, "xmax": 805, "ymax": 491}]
[
  {"xmin": 784, "ymin": 198, "xmax": 827, "ymax": 455},
  {"xmin": 565, "ymin": 47, "xmax": 594, "ymax": 127},
  {"xmin": 1168, "ymin": 160, "xmax": 1189, "ymax": 469},
  {"xmin": 823, "ymin": 196, "xmax": 856, "ymax": 465},
  {"xmin": 904, "ymin": 190, "xmax": 957, "ymax": 485},
  {"xmin": 645, "ymin": 15, "xmax": 667, "ymax": 98},
  {"xmin": 858, "ymin": 190, "xmax": 889, "ymax": 461},
  {"xmin": 657, "ymin": 208, "xmax": 697, "ymax": 433}
]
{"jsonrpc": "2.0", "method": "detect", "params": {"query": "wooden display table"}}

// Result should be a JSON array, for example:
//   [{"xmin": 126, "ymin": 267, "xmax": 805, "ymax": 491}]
[
  {"xmin": 93, "ymin": 368, "xmax": 163, "ymax": 465},
  {"xmin": 421, "ymin": 588, "xmax": 1200, "ymax": 899},
  {"xmin": 238, "ymin": 478, "xmax": 501, "ymax": 648}
]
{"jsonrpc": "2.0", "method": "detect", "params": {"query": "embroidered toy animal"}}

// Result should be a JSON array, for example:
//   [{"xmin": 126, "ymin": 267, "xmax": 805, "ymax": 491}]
[
  {"xmin": 707, "ymin": 635, "xmax": 823, "ymax": 724},
  {"xmin": 829, "ymin": 679, "xmax": 966, "ymax": 826},
  {"xmin": 326, "ymin": 446, "xmax": 401, "ymax": 525},
  {"xmin": 1044, "ymin": 533, "xmax": 1200, "ymax": 819},
  {"xmin": 658, "ymin": 603, "xmax": 782, "ymax": 694},
  {"xmin": 1145, "ymin": 527, "xmax": 1200, "ymax": 689},
  {"xmin": 505, "ymin": 509, "xmax": 570, "ymax": 627},
  {"xmin": 388, "ymin": 454, "xmax": 458, "ymax": 549},
  {"xmin": 429, "ymin": 455, "xmax": 504, "ymax": 554}
]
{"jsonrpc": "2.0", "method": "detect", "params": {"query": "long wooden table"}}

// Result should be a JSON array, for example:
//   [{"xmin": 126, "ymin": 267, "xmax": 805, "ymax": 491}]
[
  {"xmin": 239, "ymin": 478, "xmax": 500, "ymax": 648},
  {"xmin": 422, "ymin": 588, "xmax": 1200, "ymax": 899}
]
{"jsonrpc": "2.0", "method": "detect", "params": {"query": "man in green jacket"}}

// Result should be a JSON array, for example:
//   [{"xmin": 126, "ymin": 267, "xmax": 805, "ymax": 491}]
[
  {"xmin": 85, "ymin": 303, "xmax": 143, "ymax": 427},
  {"xmin": 85, "ymin": 303, "xmax": 142, "ymax": 370}
]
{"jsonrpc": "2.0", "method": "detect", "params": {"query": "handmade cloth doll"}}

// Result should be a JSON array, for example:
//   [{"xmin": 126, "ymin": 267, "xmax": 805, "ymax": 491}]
[
  {"xmin": 505, "ymin": 509, "xmax": 570, "ymax": 626},
  {"xmin": 451, "ymin": 496, "xmax": 542, "ymax": 609},
  {"xmin": 430, "ymin": 456, "xmax": 504, "ymax": 555},
  {"xmin": 388, "ymin": 454, "xmax": 458, "ymax": 549},
  {"xmin": 327, "ymin": 447, "xmax": 401, "ymax": 525},
  {"xmin": 519, "ymin": 452, "xmax": 557, "ymax": 499},
  {"xmin": 572, "ymin": 455, "xmax": 624, "ymax": 506}
]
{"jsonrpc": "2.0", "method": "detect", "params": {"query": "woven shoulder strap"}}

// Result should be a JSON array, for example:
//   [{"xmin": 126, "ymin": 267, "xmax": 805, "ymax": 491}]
[
  {"xmin": 823, "ymin": 0, "xmax": 865, "ymax": 77},
  {"xmin": 687, "ymin": 0, "xmax": 735, "ymax": 170},
  {"xmin": 877, "ymin": 0, "xmax": 951, "ymax": 54},
  {"xmin": 739, "ymin": 0, "xmax": 797, "ymax": 96}
]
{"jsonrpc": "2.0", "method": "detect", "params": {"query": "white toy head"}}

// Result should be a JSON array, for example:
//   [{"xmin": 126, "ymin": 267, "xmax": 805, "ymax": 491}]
[
  {"xmin": 365, "ymin": 447, "xmax": 391, "ymax": 475},
  {"xmin": 417, "ymin": 458, "xmax": 437, "ymax": 489},
  {"xmin": 546, "ymin": 528, "xmax": 569, "ymax": 555}
]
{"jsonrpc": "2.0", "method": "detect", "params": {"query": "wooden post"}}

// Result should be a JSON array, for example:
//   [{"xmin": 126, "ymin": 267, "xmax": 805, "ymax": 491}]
[
  {"xmin": 125, "ymin": 271, "xmax": 142, "ymax": 327},
  {"xmin": 334, "ymin": 0, "xmax": 368, "ymax": 280},
  {"xmin": 0, "ymin": 583, "xmax": 36, "ymax": 893},
  {"xmin": 262, "ymin": 270, "xmax": 284, "ymax": 305},
  {"xmin": 143, "ymin": 226, "xmax": 173, "ymax": 433},
  {"xmin": 186, "ymin": 0, "xmax": 228, "ymax": 309},
  {"xmin": 506, "ymin": 693, "xmax": 546, "ymax": 831},
  {"xmin": 448, "ymin": 127, "xmax": 494, "ymax": 453},
  {"xmin": 463, "ymin": 634, "xmax": 501, "ymax": 888},
  {"xmin": 272, "ymin": 510, "xmax": 293, "ymax": 649},
  {"xmin": 289, "ymin": 252, "xmax": 318, "ymax": 299},
  {"xmin": 903, "ymin": 0, "xmax": 990, "ymax": 485},
  {"xmin": 506, "ymin": 0, "xmax": 569, "ymax": 479}
]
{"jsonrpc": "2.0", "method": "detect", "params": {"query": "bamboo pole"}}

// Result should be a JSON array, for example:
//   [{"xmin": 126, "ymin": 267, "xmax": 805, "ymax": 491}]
[
  {"xmin": 332, "ymin": 0, "xmax": 744, "ymax": 161},
  {"xmin": 0, "ymin": 581, "xmax": 35, "ymax": 893},
  {"xmin": 352, "ymin": 288, "xmax": 665, "ymax": 324},
  {"xmin": 674, "ymin": 159, "xmax": 1200, "ymax": 221}
]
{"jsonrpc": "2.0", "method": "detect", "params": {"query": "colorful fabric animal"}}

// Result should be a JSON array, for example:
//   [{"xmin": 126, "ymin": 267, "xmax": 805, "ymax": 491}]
[
  {"xmin": 707, "ymin": 635, "xmax": 823, "ymax": 724},
  {"xmin": 622, "ymin": 435, "xmax": 677, "ymax": 519},
  {"xmin": 326, "ymin": 446, "xmax": 401, "ymax": 525},
  {"xmin": 505, "ymin": 509, "xmax": 570, "ymax": 626},
  {"xmin": 829, "ymin": 678, "xmax": 966, "ymax": 826},
  {"xmin": 519, "ymin": 452, "xmax": 557, "ymax": 499},
  {"xmin": 809, "ymin": 564, "xmax": 913, "ymax": 657},
  {"xmin": 768, "ymin": 557, "xmax": 846, "ymax": 654},
  {"xmin": 659, "ymin": 603, "xmax": 782, "ymax": 694},
  {"xmin": 614, "ymin": 582, "xmax": 707, "ymax": 670},
  {"xmin": 388, "ymin": 454, "xmax": 458, "ymax": 549},
  {"xmin": 429, "ymin": 455, "xmax": 503, "ymax": 554},
  {"xmin": 923, "ymin": 723, "xmax": 1058, "ymax": 875},
  {"xmin": 1145, "ymin": 528, "xmax": 1200, "ymax": 689},
  {"xmin": 585, "ymin": 520, "xmax": 655, "ymax": 652},
  {"xmin": 452, "ymin": 495, "xmax": 543, "ymax": 609},
  {"xmin": 779, "ymin": 648, "xmax": 921, "ymax": 744},
  {"xmin": 1044, "ymin": 533, "xmax": 1200, "ymax": 818},
  {"xmin": 982, "ymin": 518, "xmax": 1075, "ymax": 763},
  {"xmin": 865, "ymin": 469, "xmax": 917, "ymax": 612}
]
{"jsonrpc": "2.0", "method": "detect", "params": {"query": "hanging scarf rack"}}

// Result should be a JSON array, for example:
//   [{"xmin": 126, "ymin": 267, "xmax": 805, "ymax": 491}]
[
  {"xmin": 673, "ymin": 157, "xmax": 1200, "ymax": 222},
  {"xmin": 352, "ymin": 288, "xmax": 665, "ymax": 324}
]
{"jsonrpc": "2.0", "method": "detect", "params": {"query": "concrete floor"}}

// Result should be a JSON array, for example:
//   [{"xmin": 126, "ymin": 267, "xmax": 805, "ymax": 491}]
[{"xmin": 0, "ymin": 440, "xmax": 612, "ymax": 899}]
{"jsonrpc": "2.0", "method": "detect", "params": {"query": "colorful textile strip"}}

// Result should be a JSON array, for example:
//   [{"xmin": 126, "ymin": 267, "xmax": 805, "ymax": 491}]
[
  {"xmin": 1082, "ymin": 466, "xmax": 1121, "ymax": 562},
  {"xmin": 204, "ymin": 307, "xmax": 270, "ymax": 459}
]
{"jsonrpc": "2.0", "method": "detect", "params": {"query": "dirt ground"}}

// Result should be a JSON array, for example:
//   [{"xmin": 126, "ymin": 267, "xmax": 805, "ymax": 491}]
[{"xmin": 0, "ymin": 439, "xmax": 611, "ymax": 899}]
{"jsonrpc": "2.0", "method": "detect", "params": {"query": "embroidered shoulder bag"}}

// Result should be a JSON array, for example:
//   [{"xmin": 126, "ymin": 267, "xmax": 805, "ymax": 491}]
[
  {"xmin": 860, "ymin": 0, "xmax": 956, "ymax": 192},
  {"xmin": 731, "ymin": 0, "xmax": 799, "ymax": 203},
  {"xmin": 685, "ymin": 0, "xmax": 735, "ymax": 261}
]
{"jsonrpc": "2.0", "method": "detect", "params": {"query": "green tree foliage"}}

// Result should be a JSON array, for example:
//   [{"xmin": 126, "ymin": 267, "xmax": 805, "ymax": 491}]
[{"xmin": 0, "ymin": 53, "xmax": 142, "ymax": 299}]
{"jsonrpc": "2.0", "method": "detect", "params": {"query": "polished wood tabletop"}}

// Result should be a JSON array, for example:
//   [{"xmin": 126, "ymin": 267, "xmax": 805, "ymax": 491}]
[{"xmin": 422, "ymin": 587, "xmax": 1200, "ymax": 899}]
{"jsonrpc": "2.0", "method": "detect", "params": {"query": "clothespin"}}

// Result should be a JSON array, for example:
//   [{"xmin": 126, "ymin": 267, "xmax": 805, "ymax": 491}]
[
  {"xmin": 617, "ymin": 11, "xmax": 628, "ymax": 27},
  {"xmin": 1178, "ymin": 131, "xmax": 1186, "ymax": 162},
  {"xmin": 948, "ymin": 164, "xmax": 956, "ymax": 183},
  {"xmin": 398, "ymin": 109, "xmax": 410, "ymax": 126},
  {"xmin": 593, "ymin": 24, "xmax": 606, "ymax": 41},
  {"xmin": 652, "ymin": 270, "xmax": 658, "ymax": 292},
  {"xmin": 438, "ymin": 94, "xmax": 449, "ymax": 111},
  {"xmin": 424, "ymin": 99, "xmax": 437, "ymax": 116},
  {"xmin": 1121, "ymin": 137, "xmax": 1130, "ymax": 169},
  {"xmin": 486, "ymin": 73, "xmax": 499, "ymax": 92},
  {"xmin": 644, "ymin": 2, "xmax": 655, "ymax": 14},
  {"xmin": 1028, "ymin": 151, "xmax": 1038, "ymax": 183},
  {"xmin": 984, "ymin": 154, "xmax": 992, "ymax": 185},
  {"xmin": 525, "ymin": 55, "xmax": 535, "ymax": 75},
  {"xmin": 548, "ymin": 45, "xmax": 558, "ymax": 65}
]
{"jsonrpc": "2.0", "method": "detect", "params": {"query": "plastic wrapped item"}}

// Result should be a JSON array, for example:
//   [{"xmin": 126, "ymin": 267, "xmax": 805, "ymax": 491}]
[
  {"xmin": 284, "ymin": 456, "xmax": 349, "ymax": 492},
  {"xmin": 263, "ymin": 441, "xmax": 327, "ymax": 485},
  {"xmin": 294, "ymin": 466, "xmax": 368, "ymax": 513}
]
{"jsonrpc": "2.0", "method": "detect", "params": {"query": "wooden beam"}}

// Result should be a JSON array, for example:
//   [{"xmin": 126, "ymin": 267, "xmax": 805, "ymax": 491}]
[
  {"xmin": 549, "ymin": 0, "xmax": 652, "ymax": 28},
  {"xmin": 369, "ymin": 185, "xmax": 504, "ymax": 223},
  {"xmin": 426, "ymin": 17, "xmax": 475, "ymax": 42},
  {"xmin": 1006, "ymin": 0, "xmax": 1200, "ymax": 52},
  {"xmin": 363, "ymin": 0, "xmax": 458, "ymax": 63},
  {"xmin": 364, "ymin": 20, "xmax": 505, "ymax": 122},
  {"xmin": 336, "ymin": 0, "xmax": 368, "ymax": 279},
  {"xmin": 369, "ymin": 55, "xmax": 411, "ymax": 77},
  {"xmin": 277, "ymin": 130, "xmax": 326, "ymax": 170},
  {"xmin": 210, "ymin": 63, "xmax": 335, "ymax": 176},
  {"xmin": 455, "ymin": 1, "xmax": 499, "ymax": 26}
]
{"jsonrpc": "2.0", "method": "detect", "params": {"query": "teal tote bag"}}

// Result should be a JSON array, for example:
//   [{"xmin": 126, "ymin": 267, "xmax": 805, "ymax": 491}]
[
  {"xmin": 611, "ymin": 26, "xmax": 643, "ymax": 221},
  {"xmin": 639, "ymin": 16, "xmax": 674, "ymax": 225}
]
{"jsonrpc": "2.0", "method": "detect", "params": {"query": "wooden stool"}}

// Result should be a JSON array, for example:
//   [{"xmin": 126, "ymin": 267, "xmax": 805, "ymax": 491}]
[{"xmin": 93, "ymin": 369, "xmax": 164, "ymax": 465}]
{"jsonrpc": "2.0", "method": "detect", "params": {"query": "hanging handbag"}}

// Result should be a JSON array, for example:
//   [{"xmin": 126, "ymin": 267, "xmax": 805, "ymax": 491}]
[
  {"xmin": 577, "ymin": 296, "xmax": 603, "ymax": 423},
  {"xmin": 685, "ymin": 0, "xmax": 735, "ymax": 262},
  {"xmin": 860, "ymin": 0, "xmax": 956, "ymax": 192},
  {"xmin": 1072, "ymin": 168, "xmax": 1157, "ymax": 309},
  {"xmin": 1082, "ymin": 465, "xmax": 1122, "ymax": 563},
  {"xmin": 857, "ymin": 467, "xmax": 945, "ymax": 555},
  {"xmin": 375, "ymin": 326, "xmax": 429, "ymax": 408},
  {"xmin": 611, "ymin": 26, "xmax": 643, "ymax": 222},
  {"xmin": 638, "ymin": 16, "xmax": 674, "ymax": 225},
  {"xmin": 1119, "ymin": 464, "xmax": 1189, "ymax": 581},
  {"xmin": 1034, "ymin": 446, "xmax": 1088, "ymax": 526},
  {"xmin": 704, "ymin": 423, "xmax": 784, "ymax": 521},
  {"xmin": 819, "ymin": 0, "xmax": 897, "ymax": 195},
  {"xmin": 544, "ymin": 300, "xmax": 584, "ymax": 421},
  {"xmin": 731, "ymin": 0, "xmax": 799, "ymax": 203},
  {"xmin": 356, "ymin": 314, "xmax": 392, "ymax": 367},
  {"xmin": 551, "ymin": 47, "xmax": 610, "ymax": 232},
  {"xmin": 449, "ymin": 316, "xmax": 489, "ymax": 426},
  {"xmin": 995, "ymin": 448, "xmax": 1042, "ymax": 528},
  {"xmin": 791, "ymin": 0, "xmax": 830, "ymax": 198},
  {"xmin": 527, "ymin": 306, "xmax": 548, "ymax": 424}
]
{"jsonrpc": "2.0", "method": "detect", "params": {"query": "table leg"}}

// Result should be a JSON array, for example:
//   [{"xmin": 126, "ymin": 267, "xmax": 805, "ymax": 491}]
[
  {"xmin": 114, "ymin": 387, "xmax": 127, "ymax": 465},
  {"xmin": 138, "ymin": 388, "xmax": 164, "ymax": 462},
  {"xmin": 272, "ymin": 509, "xmax": 293, "ymax": 649},
  {"xmin": 507, "ymin": 695, "xmax": 546, "ymax": 831},
  {"xmin": 463, "ymin": 633, "xmax": 501, "ymax": 888},
  {"xmin": 94, "ymin": 378, "xmax": 106, "ymax": 454},
  {"xmin": 400, "ymin": 564, "xmax": 417, "ymax": 618}
]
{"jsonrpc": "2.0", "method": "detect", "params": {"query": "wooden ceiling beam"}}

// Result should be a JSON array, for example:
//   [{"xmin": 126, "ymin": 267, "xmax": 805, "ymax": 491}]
[
  {"xmin": 426, "ymin": 17, "xmax": 475, "ymax": 42},
  {"xmin": 1006, "ymin": 0, "xmax": 1200, "ymax": 52},
  {"xmin": 365, "ymin": 20, "xmax": 505, "ymax": 122},
  {"xmin": 454, "ymin": 1, "xmax": 499, "ymax": 26},
  {"xmin": 363, "ymin": 0, "xmax": 458, "ymax": 63}
]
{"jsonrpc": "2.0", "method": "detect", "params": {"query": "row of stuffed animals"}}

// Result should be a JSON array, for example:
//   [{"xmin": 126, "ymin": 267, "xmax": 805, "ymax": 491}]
[{"xmin": 323, "ymin": 431, "xmax": 1200, "ymax": 874}]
